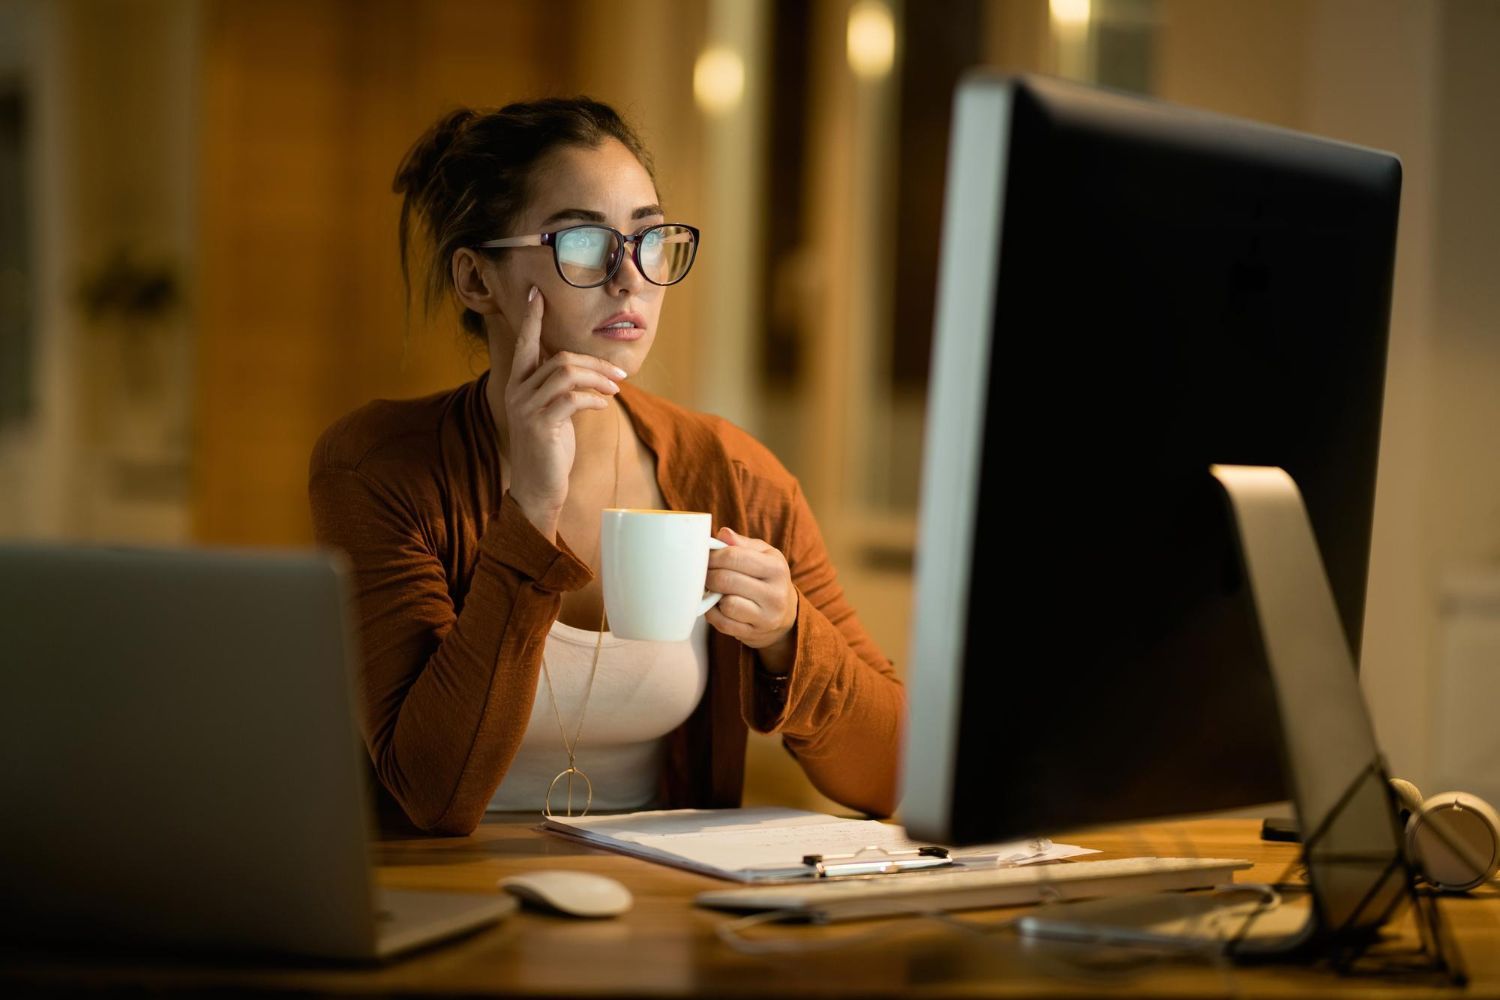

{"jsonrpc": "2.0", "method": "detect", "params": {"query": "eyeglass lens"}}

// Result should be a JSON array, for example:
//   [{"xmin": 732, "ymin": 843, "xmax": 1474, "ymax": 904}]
[{"xmin": 554, "ymin": 225, "xmax": 696, "ymax": 287}]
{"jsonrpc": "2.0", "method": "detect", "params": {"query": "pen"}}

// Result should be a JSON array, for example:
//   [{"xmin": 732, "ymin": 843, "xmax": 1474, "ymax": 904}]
[{"xmin": 802, "ymin": 845, "xmax": 952, "ymax": 878}]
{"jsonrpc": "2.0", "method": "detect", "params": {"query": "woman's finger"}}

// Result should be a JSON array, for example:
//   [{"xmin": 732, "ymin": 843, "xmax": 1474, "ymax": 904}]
[
  {"xmin": 704, "ymin": 568, "xmax": 738, "ymax": 596},
  {"xmin": 538, "ymin": 391, "xmax": 611, "ymax": 425},
  {"xmin": 528, "ymin": 365, "xmax": 621, "ymax": 414},
  {"xmin": 718, "ymin": 527, "xmax": 774, "ymax": 553},
  {"xmin": 508, "ymin": 286, "xmax": 544, "ymax": 388},
  {"xmin": 705, "ymin": 568, "xmax": 776, "ymax": 604},
  {"xmin": 706, "ymin": 606, "xmax": 755, "ymax": 638},
  {"xmin": 709, "ymin": 545, "xmax": 780, "ymax": 583},
  {"xmin": 521, "ymin": 351, "xmax": 628, "ymax": 396},
  {"xmin": 715, "ymin": 594, "xmax": 764, "ymax": 625}
]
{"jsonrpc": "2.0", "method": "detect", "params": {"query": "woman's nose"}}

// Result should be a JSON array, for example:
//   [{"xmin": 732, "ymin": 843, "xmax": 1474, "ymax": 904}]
[{"xmin": 609, "ymin": 245, "xmax": 649, "ymax": 294}]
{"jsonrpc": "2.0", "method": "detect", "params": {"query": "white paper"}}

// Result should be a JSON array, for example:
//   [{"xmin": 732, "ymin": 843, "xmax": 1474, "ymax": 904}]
[{"xmin": 543, "ymin": 807, "xmax": 1098, "ymax": 882}]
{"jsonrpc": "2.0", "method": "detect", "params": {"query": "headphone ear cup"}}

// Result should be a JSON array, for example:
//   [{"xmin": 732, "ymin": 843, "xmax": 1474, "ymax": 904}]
[
  {"xmin": 1389, "ymin": 778, "xmax": 1425, "ymax": 825},
  {"xmin": 1388, "ymin": 778, "xmax": 1430, "ymax": 885},
  {"xmin": 1406, "ymin": 791, "xmax": 1500, "ymax": 893}
]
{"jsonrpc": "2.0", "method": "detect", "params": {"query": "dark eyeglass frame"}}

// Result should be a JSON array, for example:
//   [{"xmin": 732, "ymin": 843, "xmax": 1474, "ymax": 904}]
[{"xmin": 476, "ymin": 223, "xmax": 701, "ymax": 289}]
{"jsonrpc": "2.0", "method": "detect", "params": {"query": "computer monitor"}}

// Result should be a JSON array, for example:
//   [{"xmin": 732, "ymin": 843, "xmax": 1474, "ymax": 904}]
[{"xmin": 901, "ymin": 74, "xmax": 1402, "ymax": 848}]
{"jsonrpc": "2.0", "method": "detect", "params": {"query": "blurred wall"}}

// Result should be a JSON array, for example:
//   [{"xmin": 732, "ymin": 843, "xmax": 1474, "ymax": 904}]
[
  {"xmin": 1426, "ymin": 0, "xmax": 1500, "ymax": 800},
  {"xmin": 0, "ymin": 0, "xmax": 198, "ymax": 541},
  {"xmin": 0, "ymin": 0, "xmax": 54, "ymax": 534},
  {"xmin": 1297, "ymin": 0, "xmax": 1440, "ymax": 796},
  {"xmin": 1430, "ymin": 1, "xmax": 1500, "ymax": 579}
]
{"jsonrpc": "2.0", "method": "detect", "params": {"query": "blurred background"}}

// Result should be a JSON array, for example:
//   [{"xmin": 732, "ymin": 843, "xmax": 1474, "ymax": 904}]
[{"xmin": 2, "ymin": 0, "xmax": 1498, "ymax": 814}]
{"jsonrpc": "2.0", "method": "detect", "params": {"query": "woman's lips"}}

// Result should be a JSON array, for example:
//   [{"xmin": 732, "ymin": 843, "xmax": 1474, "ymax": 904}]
[
  {"xmin": 595, "ymin": 326, "xmax": 646, "ymax": 342},
  {"xmin": 594, "ymin": 312, "xmax": 646, "ymax": 341}
]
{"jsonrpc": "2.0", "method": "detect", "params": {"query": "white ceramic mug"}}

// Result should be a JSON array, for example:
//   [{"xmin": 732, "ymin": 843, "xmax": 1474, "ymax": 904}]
[{"xmin": 601, "ymin": 509, "xmax": 727, "ymax": 642}]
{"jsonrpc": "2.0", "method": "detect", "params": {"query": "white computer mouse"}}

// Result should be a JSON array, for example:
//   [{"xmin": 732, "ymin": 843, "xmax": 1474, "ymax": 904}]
[{"xmin": 498, "ymin": 870, "xmax": 634, "ymax": 918}]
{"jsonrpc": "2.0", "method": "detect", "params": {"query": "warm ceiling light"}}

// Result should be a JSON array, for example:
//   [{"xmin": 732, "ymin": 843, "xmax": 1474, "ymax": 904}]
[
  {"xmin": 1050, "ymin": 0, "xmax": 1091, "ymax": 29},
  {"xmin": 847, "ymin": 1, "xmax": 896, "ymax": 80},
  {"xmin": 694, "ymin": 45, "xmax": 745, "ymax": 116}
]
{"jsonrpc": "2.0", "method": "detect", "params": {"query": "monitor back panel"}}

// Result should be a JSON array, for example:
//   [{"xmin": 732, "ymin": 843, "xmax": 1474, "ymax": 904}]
[{"xmin": 908, "ymin": 75, "xmax": 1401, "ymax": 844}]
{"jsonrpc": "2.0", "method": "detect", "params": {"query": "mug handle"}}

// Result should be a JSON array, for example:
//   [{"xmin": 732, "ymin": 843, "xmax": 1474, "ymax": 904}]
[{"xmin": 697, "ymin": 537, "xmax": 728, "ymax": 616}]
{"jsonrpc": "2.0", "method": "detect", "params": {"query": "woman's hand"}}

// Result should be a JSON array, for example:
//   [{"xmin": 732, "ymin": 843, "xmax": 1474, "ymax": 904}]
[
  {"xmin": 705, "ymin": 527, "xmax": 799, "ymax": 671},
  {"xmin": 504, "ymin": 286, "xmax": 626, "ymax": 539}
]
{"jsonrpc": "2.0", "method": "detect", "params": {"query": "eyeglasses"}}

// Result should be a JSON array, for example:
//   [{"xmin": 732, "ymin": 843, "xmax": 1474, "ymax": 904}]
[{"xmin": 477, "ymin": 223, "xmax": 700, "ymax": 289}]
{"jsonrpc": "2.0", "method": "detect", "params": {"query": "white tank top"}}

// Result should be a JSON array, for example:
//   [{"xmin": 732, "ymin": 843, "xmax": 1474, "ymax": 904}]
[{"xmin": 487, "ymin": 616, "xmax": 710, "ymax": 813}]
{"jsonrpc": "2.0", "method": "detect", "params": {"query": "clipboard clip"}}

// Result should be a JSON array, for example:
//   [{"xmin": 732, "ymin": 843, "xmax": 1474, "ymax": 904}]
[{"xmin": 801, "ymin": 845, "xmax": 953, "ymax": 878}]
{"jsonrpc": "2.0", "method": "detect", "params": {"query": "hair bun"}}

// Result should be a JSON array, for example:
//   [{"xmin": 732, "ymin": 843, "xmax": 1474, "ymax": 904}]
[{"xmin": 392, "ymin": 107, "xmax": 479, "ymax": 197}]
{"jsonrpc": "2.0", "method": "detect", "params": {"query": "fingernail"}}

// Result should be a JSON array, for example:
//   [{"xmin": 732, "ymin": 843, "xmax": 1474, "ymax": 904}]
[
  {"xmin": 611, "ymin": 365, "xmax": 628, "ymax": 379},
  {"xmin": 527, "ymin": 286, "xmax": 538, "ymax": 303}
]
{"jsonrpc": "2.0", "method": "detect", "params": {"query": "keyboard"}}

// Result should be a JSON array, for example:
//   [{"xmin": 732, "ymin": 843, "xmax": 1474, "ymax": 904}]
[{"xmin": 696, "ymin": 856, "xmax": 1253, "ymax": 923}]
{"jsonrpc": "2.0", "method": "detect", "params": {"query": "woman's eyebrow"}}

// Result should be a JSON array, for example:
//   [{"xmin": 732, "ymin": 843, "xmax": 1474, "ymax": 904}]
[
  {"xmin": 539, "ymin": 208, "xmax": 605, "ymax": 226},
  {"xmin": 538, "ymin": 205, "xmax": 665, "ymax": 227}
]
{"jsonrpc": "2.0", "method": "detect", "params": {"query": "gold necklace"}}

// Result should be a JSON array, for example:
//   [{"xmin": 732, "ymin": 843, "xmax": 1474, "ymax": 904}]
[{"xmin": 540, "ymin": 403, "xmax": 622, "ymax": 819}]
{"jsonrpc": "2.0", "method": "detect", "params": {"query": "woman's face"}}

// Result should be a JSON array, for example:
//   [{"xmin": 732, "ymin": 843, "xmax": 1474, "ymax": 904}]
[{"xmin": 487, "ymin": 138, "xmax": 667, "ymax": 376}]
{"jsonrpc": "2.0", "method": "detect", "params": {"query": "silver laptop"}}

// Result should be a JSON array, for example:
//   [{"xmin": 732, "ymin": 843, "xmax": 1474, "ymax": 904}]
[{"xmin": 0, "ymin": 543, "xmax": 514, "ymax": 961}]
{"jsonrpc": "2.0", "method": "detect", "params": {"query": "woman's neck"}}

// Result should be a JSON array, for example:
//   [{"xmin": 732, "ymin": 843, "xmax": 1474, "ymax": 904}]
[{"xmin": 571, "ymin": 401, "xmax": 626, "ymax": 461}]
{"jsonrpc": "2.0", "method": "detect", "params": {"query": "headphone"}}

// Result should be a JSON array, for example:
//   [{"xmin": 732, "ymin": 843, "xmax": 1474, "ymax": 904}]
[{"xmin": 1388, "ymin": 778, "xmax": 1500, "ymax": 892}]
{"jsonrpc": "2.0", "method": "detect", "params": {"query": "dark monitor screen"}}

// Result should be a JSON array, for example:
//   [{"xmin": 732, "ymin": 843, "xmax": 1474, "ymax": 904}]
[{"xmin": 901, "ymin": 74, "xmax": 1401, "ymax": 846}]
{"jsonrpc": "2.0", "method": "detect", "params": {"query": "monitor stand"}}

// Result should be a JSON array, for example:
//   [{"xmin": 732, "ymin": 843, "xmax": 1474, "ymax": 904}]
[{"xmin": 1019, "ymin": 465, "xmax": 1438, "ymax": 961}]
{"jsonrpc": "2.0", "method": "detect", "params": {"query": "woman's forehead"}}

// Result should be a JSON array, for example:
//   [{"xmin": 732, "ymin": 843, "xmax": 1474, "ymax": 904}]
[{"xmin": 526, "ymin": 140, "xmax": 659, "ymax": 223}]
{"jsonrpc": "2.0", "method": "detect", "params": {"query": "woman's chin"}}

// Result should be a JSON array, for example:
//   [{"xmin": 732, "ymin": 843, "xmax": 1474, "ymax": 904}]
[{"xmin": 589, "ymin": 335, "xmax": 651, "ymax": 371}]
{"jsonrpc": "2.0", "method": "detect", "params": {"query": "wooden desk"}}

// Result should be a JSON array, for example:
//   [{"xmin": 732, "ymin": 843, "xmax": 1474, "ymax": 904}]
[{"xmin": 4, "ymin": 818, "xmax": 1498, "ymax": 997}]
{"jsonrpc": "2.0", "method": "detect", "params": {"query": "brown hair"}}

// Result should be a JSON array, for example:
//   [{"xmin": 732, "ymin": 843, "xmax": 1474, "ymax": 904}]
[{"xmin": 392, "ymin": 98, "xmax": 656, "ymax": 339}]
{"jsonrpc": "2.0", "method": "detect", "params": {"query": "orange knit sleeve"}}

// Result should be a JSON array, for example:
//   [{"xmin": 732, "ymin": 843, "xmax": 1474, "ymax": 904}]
[
  {"xmin": 309, "ymin": 463, "xmax": 589, "ymax": 835},
  {"xmin": 739, "ymin": 475, "xmax": 905, "ymax": 817}
]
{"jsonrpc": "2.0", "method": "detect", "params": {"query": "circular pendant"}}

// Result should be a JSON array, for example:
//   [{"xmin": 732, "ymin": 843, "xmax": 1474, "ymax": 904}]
[{"xmin": 545, "ymin": 766, "xmax": 594, "ymax": 818}]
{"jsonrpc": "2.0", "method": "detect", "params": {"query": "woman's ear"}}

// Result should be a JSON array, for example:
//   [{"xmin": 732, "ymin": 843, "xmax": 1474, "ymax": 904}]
[{"xmin": 452, "ymin": 248, "xmax": 504, "ymax": 317}]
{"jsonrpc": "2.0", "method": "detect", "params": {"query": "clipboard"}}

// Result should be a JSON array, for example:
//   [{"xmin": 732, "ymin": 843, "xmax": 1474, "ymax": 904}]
[{"xmin": 537, "ymin": 807, "xmax": 1090, "ymax": 883}]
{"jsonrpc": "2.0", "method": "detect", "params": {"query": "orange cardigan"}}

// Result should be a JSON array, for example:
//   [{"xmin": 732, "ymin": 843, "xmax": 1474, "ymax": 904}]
[{"xmin": 308, "ymin": 373, "xmax": 904, "ymax": 834}]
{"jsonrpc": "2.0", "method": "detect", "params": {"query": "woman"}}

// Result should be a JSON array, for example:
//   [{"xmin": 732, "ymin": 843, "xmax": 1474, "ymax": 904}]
[{"xmin": 309, "ymin": 98, "xmax": 902, "ymax": 835}]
